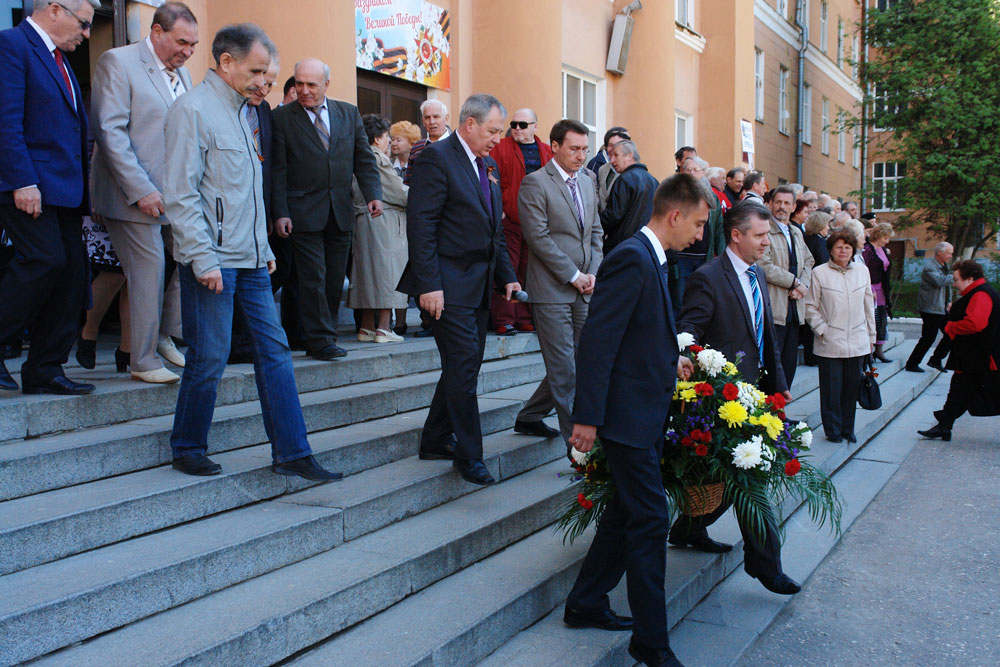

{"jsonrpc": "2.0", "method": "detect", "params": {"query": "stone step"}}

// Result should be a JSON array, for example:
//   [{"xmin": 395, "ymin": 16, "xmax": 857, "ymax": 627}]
[
  {"xmin": 0, "ymin": 428, "xmax": 562, "ymax": 665},
  {"xmin": 0, "ymin": 349, "xmax": 545, "ymax": 503},
  {"xmin": 0, "ymin": 376, "xmax": 546, "ymax": 576},
  {"xmin": 0, "ymin": 333, "xmax": 541, "ymax": 441},
  {"xmin": 29, "ymin": 460, "xmax": 574, "ymax": 667},
  {"xmin": 475, "ymin": 351, "xmax": 938, "ymax": 667}
]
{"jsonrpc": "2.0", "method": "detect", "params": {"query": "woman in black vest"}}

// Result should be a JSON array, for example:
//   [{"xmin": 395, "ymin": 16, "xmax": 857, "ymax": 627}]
[{"xmin": 918, "ymin": 260, "xmax": 1000, "ymax": 440}]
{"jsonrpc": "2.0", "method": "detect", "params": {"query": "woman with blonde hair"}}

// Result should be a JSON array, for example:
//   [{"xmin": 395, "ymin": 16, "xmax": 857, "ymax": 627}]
[
  {"xmin": 863, "ymin": 222, "xmax": 895, "ymax": 362},
  {"xmin": 389, "ymin": 120, "xmax": 421, "ymax": 178}
]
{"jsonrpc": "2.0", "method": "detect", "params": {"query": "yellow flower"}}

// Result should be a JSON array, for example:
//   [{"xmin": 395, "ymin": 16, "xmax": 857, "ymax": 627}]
[
  {"xmin": 680, "ymin": 388, "xmax": 697, "ymax": 402},
  {"xmin": 718, "ymin": 400, "xmax": 748, "ymax": 427},
  {"xmin": 673, "ymin": 380, "xmax": 695, "ymax": 400},
  {"xmin": 750, "ymin": 413, "xmax": 784, "ymax": 440},
  {"xmin": 723, "ymin": 362, "xmax": 738, "ymax": 376}
]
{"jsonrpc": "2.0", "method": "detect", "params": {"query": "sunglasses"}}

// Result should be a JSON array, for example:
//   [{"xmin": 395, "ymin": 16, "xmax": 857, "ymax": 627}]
[{"xmin": 509, "ymin": 121, "xmax": 535, "ymax": 130}]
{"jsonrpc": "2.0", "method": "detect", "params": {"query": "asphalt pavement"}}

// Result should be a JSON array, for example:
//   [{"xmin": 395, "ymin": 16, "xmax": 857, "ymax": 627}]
[{"xmin": 739, "ymin": 375, "xmax": 1000, "ymax": 666}]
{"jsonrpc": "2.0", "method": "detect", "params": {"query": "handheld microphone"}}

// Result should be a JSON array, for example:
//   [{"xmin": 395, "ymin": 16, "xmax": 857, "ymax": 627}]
[{"xmin": 513, "ymin": 290, "xmax": 529, "ymax": 302}]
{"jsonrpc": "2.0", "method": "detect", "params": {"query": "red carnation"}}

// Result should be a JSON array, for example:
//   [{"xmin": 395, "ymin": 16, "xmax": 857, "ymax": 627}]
[
  {"xmin": 577, "ymin": 492, "xmax": 594, "ymax": 510},
  {"xmin": 690, "ymin": 429, "xmax": 703, "ymax": 441},
  {"xmin": 681, "ymin": 436, "xmax": 694, "ymax": 448},
  {"xmin": 694, "ymin": 382, "xmax": 714, "ymax": 396},
  {"xmin": 722, "ymin": 383, "xmax": 739, "ymax": 401},
  {"xmin": 784, "ymin": 459, "xmax": 801, "ymax": 476},
  {"xmin": 690, "ymin": 345, "xmax": 704, "ymax": 354},
  {"xmin": 766, "ymin": 393, "xmax": 787, "ymax": 410},
  {"xmin": 702, "ymin": 430, "xmax": 712, "ymax": 443},
  {"xmin": 695, "ymin": 444, "xmax": 708, "ymax": 456}
]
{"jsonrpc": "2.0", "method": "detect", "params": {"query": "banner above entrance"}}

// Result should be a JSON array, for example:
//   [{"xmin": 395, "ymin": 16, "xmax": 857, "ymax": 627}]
[{"xmin": 355, "ymin": 0, "xmax": 451, "ymax": 91}]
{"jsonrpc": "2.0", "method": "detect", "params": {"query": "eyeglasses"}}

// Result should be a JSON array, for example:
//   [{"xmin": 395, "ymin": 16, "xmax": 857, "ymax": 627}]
[
  {"xmin": 54, "ymin": 2, "xmax": 91, "ymax": 31},
  {"xmin": 510, "ymin": 121, "xmax": 535, "ymax": 130}
]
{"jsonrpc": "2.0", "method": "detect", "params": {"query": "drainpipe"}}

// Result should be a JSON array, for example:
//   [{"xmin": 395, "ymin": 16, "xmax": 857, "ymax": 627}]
[
  {"xmin": 795, "ymin": 0, "xmax": 808, "ymax": 184},
  {"xmin": 860, "ymin": 0, "xmax": 868, "ymax": 205}
]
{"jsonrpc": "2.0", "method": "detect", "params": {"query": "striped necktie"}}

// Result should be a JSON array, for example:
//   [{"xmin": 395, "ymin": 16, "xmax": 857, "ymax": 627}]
[
  {"xmin": 747, "ymin": 267, "xmax": 765, "ymax": 366},
  {"xmin": 566, "ymin": 175, "xmax": 585, "ymax": 231},
  {"xmin": 245, "ymin": 105, "xmax": 262, "ymax": 162},
  {"xmin": 310, "ymin": 106, "xmax": 330, "ymax": 151},
  {"xmin": 166, "ymin": 69, "xmax": 183, "ymax": 100}
]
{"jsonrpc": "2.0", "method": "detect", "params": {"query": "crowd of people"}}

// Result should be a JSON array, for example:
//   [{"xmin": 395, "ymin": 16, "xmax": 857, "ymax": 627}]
[{"xmin": 3, "ymin": 4, "xmax": 996, "ymax": 666}]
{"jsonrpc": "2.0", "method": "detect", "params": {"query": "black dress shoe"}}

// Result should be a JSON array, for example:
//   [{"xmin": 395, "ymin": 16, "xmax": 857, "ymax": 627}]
[
  {"xmin": 905, "ymin": 364, "xmax": 925, "ymax": 373},
  {"xmin": 843, "ymin": 433, "xmax": 858, "ymax": 444},
  {"xmin": 22, "ymin": 375, "xmax": 95, "ymax": 395},
  {"xmin": 514, "ymin": 419, "xmax": 560, "ymax": 438},
  {"xmin": 419, "ymin": 435, "xmax": 457, "ymax": 460},
  {"xmin": 272, "ymin": 455, "xmax": 343, "ymax": 481},
  {"xmin": 172, "ymin": 454, "xmax": 222, "ymax": 476},
  {"xmin": 495, "ymin": 324, "xmax": 517, "ymax": 336},
  {"xmin": 0, "ymin": 359, "xmax": 18, "ymax": 391},
  {"xmin": 668, "ymin": 534, "xmax": 733, "ymax": 553},
  {"xmin": 75, "ymin": 337, "xmax": 96, "ymax": 369},
  {"xmin": 414, "ymin": 328, "xmax": 434, "ymax": 338},
  {"xmin": 0, "ymin": 343, "xmax": 21, "ymax": 360},
  {"xmin": 310, "ymin": 344, "xmax": 347, "ymax": 361},
  {"xmin": 917, "ymin": 424, "xmax": 952, "ymax": 441},
  {"xmin": 628, "ymin": 638, "xmax": 684, "ymax": 667},
  {"xmin": 751, "ymin": 571, "xmax": 801, "ymax": 595},
  {"xmin": 563, "ymin": 606, "xmax": 633, "ymax": 631},
  {"xmin": 453, "ymin": 458, "xmax": 495, "ymax": 485},
  {"xmin": 826, "ymin": 434, "xmax": 843, "ymax": 443},
  {"xmin": 927, "ymin": 359, "xmax": 948, "ymax": 372}
]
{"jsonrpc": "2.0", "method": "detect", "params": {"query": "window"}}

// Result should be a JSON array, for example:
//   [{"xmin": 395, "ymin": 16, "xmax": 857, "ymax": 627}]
[
  {"xmin": 852, "ymin": 127, "xmax": 860, "ymax": 168},
  {"xmin": 676, "ymin": 0, "xmax": 692, "ymax": 28},
  {"xmin": 778, "ymin": 66, "xmax": 791, "ymax": 135},
  {"xmin": 821, "ymin": 98, "xmax": 830, "ymax": 154},
  {"xmin": 852, "ymin": 34, "xmax": 860, "ymax": 79},
  {"xmin": 820, "ymin": 2, "xmax": 828, "ymax": 53},
  {"xmin": 562, "ymin": 70, "xmax": 600, "ymax": 159},
  {"xmin": 872, "ymin": 162, "xmax": 905, "ymax": 211},
  {"xmin": 802, "ymin": 84, "xmax": 812, "ymax": 144},
  {"xmin": 836, "ymin": 18, "xmax": 844, "ymax": 67},
  {"xmin": 837, "ymin": 107, "xmax": 846, "ymax": 162},
  {"xmin": 877, "ymin": 0, "xmax": 898, "ymax": 10},
  {"xmin": 776, "ymin": 0, "xmax": 788, "ymax": 18},
  {"xmin": 675, "ymin": 112, "xmax": 693, "ymax": 151},
  {"xmin": 754, "ymin": 49, "xmax": 765, "ymax": 121},
  {"xmin": 872, "ymin": 84, "xmax": 902, "ymax": 131}
]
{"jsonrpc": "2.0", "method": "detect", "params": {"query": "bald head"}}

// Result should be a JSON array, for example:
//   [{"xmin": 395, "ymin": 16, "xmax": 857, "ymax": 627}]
[
  {"xmin": 294, "ymin": 58, "xmax": 330, "ymax": 109},
  {"xmin": 510, "ymin": 107, "xmax": 538, "ymax": 144}
]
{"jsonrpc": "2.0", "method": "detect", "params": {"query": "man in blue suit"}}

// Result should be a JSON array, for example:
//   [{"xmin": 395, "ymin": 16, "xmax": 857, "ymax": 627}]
[
  {"xmin": 0, "ymin": 0, "xmax": 100, "ymax": 395},
  {"xmin": 564, "ymin": 174, "xmax": 712, "ymax": 667},
  {"xmin": 397, "ymin": 93, "xmax": 520, "ymax": 486}
]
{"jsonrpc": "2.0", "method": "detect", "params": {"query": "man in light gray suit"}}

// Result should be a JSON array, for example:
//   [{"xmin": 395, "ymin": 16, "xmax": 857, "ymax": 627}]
[
  {"xmin": 89, "ymin": 2, "xmax": 199, "ymax": 384},
  {"xmin": 515, "ymin": 119, "xmax": 604, "ymax": 451}
]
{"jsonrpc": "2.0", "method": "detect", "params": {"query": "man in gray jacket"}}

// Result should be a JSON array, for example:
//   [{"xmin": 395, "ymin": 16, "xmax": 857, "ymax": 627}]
[
  {"xmin": 906, "ymin": 242, "xmax": 954, "ymax": 372},
  {"xmin": 163, "ymin": 23, "xmax": 339, "ymax": 481}
]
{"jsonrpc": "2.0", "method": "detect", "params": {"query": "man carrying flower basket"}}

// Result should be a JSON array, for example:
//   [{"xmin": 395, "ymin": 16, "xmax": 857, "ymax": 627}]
[{"xmin": 562, "ymin": 174, "xmax": 712, "ymax": 667}]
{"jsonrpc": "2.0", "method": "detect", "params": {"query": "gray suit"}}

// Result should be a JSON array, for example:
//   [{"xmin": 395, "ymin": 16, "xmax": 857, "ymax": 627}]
[
  {"xmin": 90, "ymin": 40, "xmax": 190, "ymax": 371},
  {"xmin": 516, "ymin": 160, "xmax": 604, "ymax": 441}
]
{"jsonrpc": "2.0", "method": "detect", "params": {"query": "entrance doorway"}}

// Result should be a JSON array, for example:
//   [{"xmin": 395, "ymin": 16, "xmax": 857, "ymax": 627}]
[{"xmin": 356, "ymin": 69, "xmax": 426, "ymax": 134}]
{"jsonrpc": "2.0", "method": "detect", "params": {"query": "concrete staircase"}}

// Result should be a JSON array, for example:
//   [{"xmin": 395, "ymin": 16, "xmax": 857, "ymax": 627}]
[{"xmin": 0, "ymin": 329, "xmax": 935, "ymax": 666}]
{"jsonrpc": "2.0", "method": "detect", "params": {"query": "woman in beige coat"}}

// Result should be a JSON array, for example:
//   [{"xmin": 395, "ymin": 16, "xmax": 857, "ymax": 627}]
[
  {"xmin": 348, "ymin": 115, "xmax": 409, "ymax": 343},
  {"xmin": 805, "ymin": 229, "xmax": 877, "ymax": 443}
]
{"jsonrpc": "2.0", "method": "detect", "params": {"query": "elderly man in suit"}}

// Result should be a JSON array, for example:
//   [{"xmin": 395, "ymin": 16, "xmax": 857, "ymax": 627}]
[
  {"xmin": 757, "ymin": 184, "xmax": 813, "ymax": 388},
  {"xmin": 565, "ymin": 174, "xmax": 710, "ymax": 667},
  {"xmin": 514, "ymin": 119, "xmax": 603, "ymax": 449},
  {"xmin": 89, "ymin": 1, "xmax": 199, "ymax": 385},
  {"xmin": 397, "ymin": 94, "xmax": 520, "ymax": 487},
  {"xmin": 272, "ymin": 58, "xmax": 382, "ymax": 361},
  {"xmin": 667, "ymin": 200, "xmax": 801, "ymax": 597},
  {"xmin": 0, "ymin": 0, "xmax": 99, "ymax": 395}
]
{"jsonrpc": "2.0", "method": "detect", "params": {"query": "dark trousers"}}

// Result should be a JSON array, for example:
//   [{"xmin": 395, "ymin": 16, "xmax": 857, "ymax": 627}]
[
  {"xmin": 906, "ymin": 312, "xmax": 951, "ymax": 368},
  {"xmin": 775, "ymin": 306, "xmax": 800, "ymax": 387},
  {"xmin": 490, "ymin": 216, "xmax": 532, "ymax": 329},
  {"xmin": 567, "ymin": 436, "xmax": 671, "ymax": 649},
  {"xmin": 669, "ymin": 498, "xmax": 782, "ymax": 581},
  {"xmin": 817, "ymin": 355, "xmax": 865, "ymax": 438},
  {"xmin": 290, "ymin": 214, "xmax": 352, "ymax": 352},
  {"xmin": 421, "ymin": 304, "xmax": 490, "ymax": 460},
  {"xmin": 937, "ymin": 372, "xmax": 1000, "ymax": 427},
  {"xmin": 0, "ymin": 205, "xmax": 86, "ymax": 384},
  {"xmin": 801, "ymin": 323, "xmax": 817, "ymax": 365}
]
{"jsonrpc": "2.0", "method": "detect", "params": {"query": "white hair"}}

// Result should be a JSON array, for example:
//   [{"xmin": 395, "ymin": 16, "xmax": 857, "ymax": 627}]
[
  {"xmin": 35, "ymin": 0, "xmax": 100, "ymax": 10},
  {"xmin": 420, "ymin": 99, "xmax": 448, "ymax": 116}
]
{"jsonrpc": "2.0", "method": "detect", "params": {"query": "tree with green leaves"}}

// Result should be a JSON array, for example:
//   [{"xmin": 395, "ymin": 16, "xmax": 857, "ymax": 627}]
[{"xmin": 853, "ymin": 0, "xmax": 1000, "ymax": 255}]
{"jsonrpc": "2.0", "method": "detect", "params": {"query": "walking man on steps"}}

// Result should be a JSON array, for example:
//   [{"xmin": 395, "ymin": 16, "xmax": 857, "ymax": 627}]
[
  {"xmin": 906, "ymin": 241, "xmax": 954, "ymax": 373},
  {"xmin": 164, "ymin": 23, "xmax": 339, "ymax": 482}
]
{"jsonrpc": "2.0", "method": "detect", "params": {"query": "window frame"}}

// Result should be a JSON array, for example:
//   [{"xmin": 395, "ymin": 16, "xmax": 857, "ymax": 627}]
[
  {"xmin": 675, "ymin": 111, "xmax": 693, "ymax": 151},
  {"xmin": 837, "ymin": 106, "xmax": 846, "ymax": 163},
  {"xmin": 754, "ymin": 49, "xmax": 765, "ymax": 122},
  {"xmin": 561, "ymin": 69, "xmax": 603, "ymax": 161},
  {"xmin": 778, "ymin": 65, "xmax": 791, "ymax": 135},
  {"xmin": 872, "ymin": 161, "xmax": 906, "ymax": 212},
  {"xmin": 676, "ymin": 0, "xmax": 693, "ymax": 28},
  {"xmin": 821, "ymin": 97, "xmax": 830, "ymax": 155},
  {"xmin": 802, "ymin": 83, "xmax": 812, "ymax": 145},
  {"xmin": 820, "ymin": 2, "xmax": 828, "ymax": 53}
]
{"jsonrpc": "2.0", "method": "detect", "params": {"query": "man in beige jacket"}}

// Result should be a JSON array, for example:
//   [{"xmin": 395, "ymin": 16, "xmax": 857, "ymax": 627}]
[{"xmin": 757, "ymin": 185, "xmax": 814, "ymax": 387}]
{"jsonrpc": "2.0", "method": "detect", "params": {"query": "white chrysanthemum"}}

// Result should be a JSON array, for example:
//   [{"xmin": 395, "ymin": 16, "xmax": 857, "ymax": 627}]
[
  {"xmin": 759, "ymin": 443, "xmax": 775, "ymax": 471},
  {"xmin": 737, "ymin": 381, "xmax": 765, "ymax": 411},
  {"xmin": 796, "ymin": 422, "xmax": 813, "ymax": 447},
  {"xmin": 676, "ymin": 332, "xmax": 695, "ymax": 350},
  {"xmin": 696, "ymin": 349, "xmax": 726, "ymax": 376},
  {"xmin": 732, "ymin": 436, "xmax": 764, "ymax": 470},
  {"xmin": 571, "ymin": 448, "xmax": 588, "ymax": 465}
]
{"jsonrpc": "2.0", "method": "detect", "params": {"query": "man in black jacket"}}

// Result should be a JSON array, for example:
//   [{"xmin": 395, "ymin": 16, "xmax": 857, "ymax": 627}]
[{"xmin": 600, "ymin": 140, "xmax": 659, "ymax": 254}]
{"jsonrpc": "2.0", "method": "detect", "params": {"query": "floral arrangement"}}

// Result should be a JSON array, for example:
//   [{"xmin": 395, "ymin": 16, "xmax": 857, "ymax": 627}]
[{"xmin": 557, "ymin": 335, "xmax": 842, "ymax": 544}]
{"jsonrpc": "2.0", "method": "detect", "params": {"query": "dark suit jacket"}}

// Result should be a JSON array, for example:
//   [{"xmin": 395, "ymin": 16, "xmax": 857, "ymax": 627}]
[
  {"xmin": 397, "ymin": 132, "xmax": 516, "ymax": 308},
  {"xmin": 270, "ymin": 98, "xmax": 381, "ymax": 231},
  {"xmin": 0, "ymin": 20, "xmax": 88, "ymax": 208},
  {"xmin": 572, "ymin": 232, "xmax": 679, "ymax": 447},
  {"xmin": 257, "ymin": 100, "xmax": 273, "ymax": 223},
  {"xmin": 678, "ymin": 250, "xmax": 788, "ymax": 394}
]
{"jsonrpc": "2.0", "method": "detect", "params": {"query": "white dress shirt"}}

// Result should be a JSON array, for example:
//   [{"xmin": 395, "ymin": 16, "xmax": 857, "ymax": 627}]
[
  {"xmin": 304, "ymin": 100, "xmax": 330, "ymax": 134},
  {"xmin": 26, "ymin": 17, "xmax": 75, "ymax": 110},
  {"xmin": 454, "ymin": 130, "xmax": 479, "ymax": 171},
  {"xmin": 145, "ymin": 36, "xmax": 185, "ymax": 99},
  {"xmin": 726, "ymin": 246, "xmax": 759, "ymax": 323},
  {"xmin": 551, "ymin": 159, "xmax": 586, "ymax": 284},
  {"xmin": 639, "ymin": 226, "xmax": 667, "ymax": 266}
]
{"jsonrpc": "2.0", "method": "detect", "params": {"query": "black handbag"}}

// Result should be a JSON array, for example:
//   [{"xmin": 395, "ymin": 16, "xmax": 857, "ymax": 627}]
[{"xmin": 858, "ymin": 356, "xmax": 882, "ymax": 410}]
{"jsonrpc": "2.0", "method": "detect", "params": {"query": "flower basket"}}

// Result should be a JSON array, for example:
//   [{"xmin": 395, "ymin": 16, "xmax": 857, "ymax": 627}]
[{"xmin": 682, "ymin": 482, "xmax": 725, "ymax": 516}]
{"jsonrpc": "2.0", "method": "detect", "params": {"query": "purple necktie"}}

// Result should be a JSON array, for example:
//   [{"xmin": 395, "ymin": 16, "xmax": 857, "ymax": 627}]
[{"xmin": 476, "ymin": 157, "xmax": 493, "ymax": 218}]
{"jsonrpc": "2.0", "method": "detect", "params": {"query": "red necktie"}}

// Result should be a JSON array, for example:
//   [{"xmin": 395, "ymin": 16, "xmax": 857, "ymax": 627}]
[{"xmin": 53, "ymin": 49, "xmax": 73, "ymax": 100}]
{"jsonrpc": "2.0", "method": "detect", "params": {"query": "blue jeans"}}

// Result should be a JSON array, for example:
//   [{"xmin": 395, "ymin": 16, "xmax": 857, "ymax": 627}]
[{"xmin": 170, "ymin": 265, "xmax": 312, "ymax": 464}]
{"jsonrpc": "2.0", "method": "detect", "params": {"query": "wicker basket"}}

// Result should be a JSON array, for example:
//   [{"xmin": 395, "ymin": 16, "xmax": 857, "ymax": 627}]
[{"xmin": 682, "ymin": 482, "xmax": 725, "ymax": 517}]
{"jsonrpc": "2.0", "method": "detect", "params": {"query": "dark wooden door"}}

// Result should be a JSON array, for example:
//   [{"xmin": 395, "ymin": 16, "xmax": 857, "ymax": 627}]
[{"xmin": 356, "ymin": 69, "xmax": 426, "ymax": 134}]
